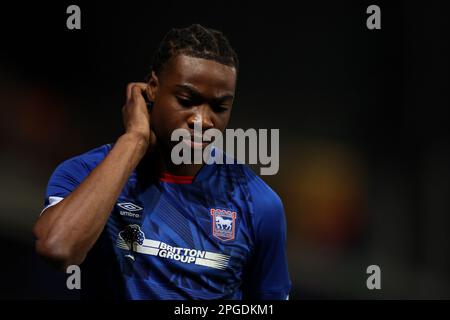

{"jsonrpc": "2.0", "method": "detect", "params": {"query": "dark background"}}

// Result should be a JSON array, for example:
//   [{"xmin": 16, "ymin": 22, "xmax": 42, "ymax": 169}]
[{"xmin": 0, "ymin": 0, "xmax": 449, "ymax": 299}]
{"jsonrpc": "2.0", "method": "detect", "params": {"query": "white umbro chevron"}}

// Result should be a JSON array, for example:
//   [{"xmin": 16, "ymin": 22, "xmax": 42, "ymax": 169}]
[{"xmin": 117, "ymin": 202, "xmax": 143, "ymax": 212}]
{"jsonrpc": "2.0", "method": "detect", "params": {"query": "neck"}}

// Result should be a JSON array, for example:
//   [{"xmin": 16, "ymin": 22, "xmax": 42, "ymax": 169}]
[{"xmin": 143, "ymin": 145, "xmax": 204, "ymax": 178}]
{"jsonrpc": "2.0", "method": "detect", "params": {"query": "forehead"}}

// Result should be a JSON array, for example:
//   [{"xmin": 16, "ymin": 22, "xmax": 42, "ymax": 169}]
[{"xmin": 161, "ymin": 54, "xmax": 237, "ymax": 94}]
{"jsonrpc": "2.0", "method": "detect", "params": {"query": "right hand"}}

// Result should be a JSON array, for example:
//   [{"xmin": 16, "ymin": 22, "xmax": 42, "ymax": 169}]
[{"xmin": 122, "ymin": 82, "xmax": 156, "ymax": 149}]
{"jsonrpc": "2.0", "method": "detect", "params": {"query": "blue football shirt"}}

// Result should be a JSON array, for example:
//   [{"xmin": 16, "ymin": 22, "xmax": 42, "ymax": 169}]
[{"xmin": 42, "ymin": 144, "xmax": 291, "ymax": 300}]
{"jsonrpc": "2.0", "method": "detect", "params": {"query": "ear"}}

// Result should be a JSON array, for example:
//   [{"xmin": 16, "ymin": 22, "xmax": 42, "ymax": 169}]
[{"xmin": 146, "ymin": 71, "xmax": 159, "ymax": 102}]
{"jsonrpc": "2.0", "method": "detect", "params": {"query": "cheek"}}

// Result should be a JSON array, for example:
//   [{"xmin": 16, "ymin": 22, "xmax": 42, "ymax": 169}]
[
  {"xmin": 213, "ymin": 112, "xmax": 231, "ymax": 131},
  {"xmin": 152, "ymin": 99, "xmax": 185, "ymax": 134},
  {"xmin": 154, "ymin": 94, "xmax": 183, "ymax": 116}
]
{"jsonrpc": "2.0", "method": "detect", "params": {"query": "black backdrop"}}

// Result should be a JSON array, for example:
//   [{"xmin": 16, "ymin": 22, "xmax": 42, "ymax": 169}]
[{"xmin": 0, "ymin": 1, "xmax": 449, "ymax": 299}]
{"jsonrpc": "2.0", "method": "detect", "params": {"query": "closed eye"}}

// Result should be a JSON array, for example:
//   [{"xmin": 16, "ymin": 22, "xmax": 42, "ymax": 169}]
[
  {"xmin": 176, "ymin": 95, "xmax": 231, "ymax": 112},
  {"xmin": 176, "ymin": 96, "xmax": 196, "ymax": 108},
  {"xmin": 212, "ymin": 103, "xmax": 229, "ymax": 113}
]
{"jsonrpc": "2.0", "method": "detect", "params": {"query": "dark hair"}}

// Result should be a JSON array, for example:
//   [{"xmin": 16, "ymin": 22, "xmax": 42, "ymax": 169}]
[{"xmin": 151, "ymin": 24, "xmax": 239, "ymax": 77}]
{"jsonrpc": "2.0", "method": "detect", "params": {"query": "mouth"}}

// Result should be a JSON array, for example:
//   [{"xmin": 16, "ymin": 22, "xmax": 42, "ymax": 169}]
[
  {"xmin": 182, "ymin": 137, "xmax": 211, "ymax": 149},
  {"xmin": 179, "ymin": 130, "xmax": 214, "ymax": 149}
]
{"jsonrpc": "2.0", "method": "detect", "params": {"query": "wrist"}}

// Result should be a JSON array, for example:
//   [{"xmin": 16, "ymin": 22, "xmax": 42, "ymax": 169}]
[{"xmin": 120, "ymin": 132, "xmax": 150, "ymax": 156}]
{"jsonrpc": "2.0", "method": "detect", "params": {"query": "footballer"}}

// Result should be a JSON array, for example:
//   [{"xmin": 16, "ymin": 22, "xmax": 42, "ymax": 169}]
[{"xmin": 33, "ymin": 24, "xmax": 291, "ymax": 300}]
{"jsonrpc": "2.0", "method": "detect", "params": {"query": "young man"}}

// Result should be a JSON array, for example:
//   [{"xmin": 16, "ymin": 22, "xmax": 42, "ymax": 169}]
[{"xmin": 33, "ymin": 24, "xmax": 291, "ymax": 300}]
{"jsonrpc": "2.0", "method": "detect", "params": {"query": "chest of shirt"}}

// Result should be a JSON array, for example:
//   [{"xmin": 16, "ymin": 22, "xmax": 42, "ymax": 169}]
[{"xmin": 104, "ymin": 180, "xmax": 254, "ymax": 281}]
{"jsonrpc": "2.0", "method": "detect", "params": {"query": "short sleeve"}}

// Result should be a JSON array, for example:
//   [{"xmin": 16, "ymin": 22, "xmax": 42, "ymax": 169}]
[
  {"xmin": 41, "ymin": 158, "xmax": 90, "ymax": 214},
  {"xmin": 242, "ymin": 172, "xmax": 291, "ymax": 300},
  {"xmin": 41, "ymin": 144, "xmax": 112, "ymax": 215}
]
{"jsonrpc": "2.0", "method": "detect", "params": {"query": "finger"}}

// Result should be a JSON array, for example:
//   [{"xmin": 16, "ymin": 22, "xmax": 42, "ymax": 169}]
[
  {"xmin": 126, "ymin": 82, "xmax": 136, "ymax": 100},
  {"xmin": 130, "ymin": 83, "xmax": 148, "ymax": 101},
  {"xmin": 126, "ymin": 82, "xmax": 147, "ymax": 99}
]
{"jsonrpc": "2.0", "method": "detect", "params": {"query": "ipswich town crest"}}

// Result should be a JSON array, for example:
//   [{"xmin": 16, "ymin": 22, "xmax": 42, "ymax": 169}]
[{"xmin": 210, "ymin": 208, "xmax": 237, "ymax": 241}]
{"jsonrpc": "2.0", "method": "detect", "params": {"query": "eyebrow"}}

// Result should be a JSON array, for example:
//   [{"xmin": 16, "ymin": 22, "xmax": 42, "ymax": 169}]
[{"xmin": 174, "ymin": 84, "xmax": 234, "ymax": 102}]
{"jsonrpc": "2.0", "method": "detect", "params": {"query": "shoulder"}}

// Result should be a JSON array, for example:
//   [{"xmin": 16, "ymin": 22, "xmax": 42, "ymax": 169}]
[
  {"xmin": 215, "ymin": 148, "xmax": 281, "ymax": 200},
  {"xmin": 228, "ymin": 164, "xmax": 286, "ymax": 237},
  {"xmin": 214, "ymin": 147, "xmax": 284, "ymax": 217},
  {"xmin": 44, "ymin": 144, "xmax": 114, "ymax": 208},
  {"xmin": 56, "ymin": 144, "xmax": 113, "ymax": 173},
  {"xmin": 241, "ymin": 164, "xmax": 284, "ymax": 213},
  {"xmin": 49, "ymin": 144, "xmax": 112, "ymax": 184}
]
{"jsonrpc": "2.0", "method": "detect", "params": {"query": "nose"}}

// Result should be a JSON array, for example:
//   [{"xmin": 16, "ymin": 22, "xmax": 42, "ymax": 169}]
[{"xmin": 187, "ymin": 105, "xmax": 214, "ymax": 131}]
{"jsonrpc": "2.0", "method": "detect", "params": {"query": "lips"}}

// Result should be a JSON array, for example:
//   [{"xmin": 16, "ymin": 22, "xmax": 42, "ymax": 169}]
[
  {"xmin": 187, "ymin": 138, "xmax": 210, "ymax": 149},
  {"xmin": 179, "ymin": 135, "xmax": 210, "ymax": 149},
  {"xmin": 178, "ymin": 130, "xmax": 214, "ymax": 149},
  {"xmin": 192, "ymin": 135, "xmax": 204, "ymax": 141}
]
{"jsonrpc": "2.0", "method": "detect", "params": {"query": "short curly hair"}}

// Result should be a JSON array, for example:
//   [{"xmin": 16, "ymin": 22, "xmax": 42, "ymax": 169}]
[{"xmin": 151, "ymin": 24, "xmax": 239, "ymax": 77}]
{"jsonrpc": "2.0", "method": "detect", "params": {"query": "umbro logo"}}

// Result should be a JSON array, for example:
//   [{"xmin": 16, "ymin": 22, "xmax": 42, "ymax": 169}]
[{"xmin": 117, "ymin": 202, "xmax": 143, "ymax": 212}]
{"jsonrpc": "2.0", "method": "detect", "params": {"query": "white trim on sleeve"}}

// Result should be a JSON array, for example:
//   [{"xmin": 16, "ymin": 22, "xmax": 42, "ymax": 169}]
[{"xmin": 40, "ymin": 196, "xmax": 64, "ymax": 216}]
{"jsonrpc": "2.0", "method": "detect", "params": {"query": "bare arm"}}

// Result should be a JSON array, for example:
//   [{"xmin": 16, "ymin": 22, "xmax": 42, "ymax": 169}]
[{"xmin": 33, "ymin": 83, "xmax": 154, "ymax": 270}]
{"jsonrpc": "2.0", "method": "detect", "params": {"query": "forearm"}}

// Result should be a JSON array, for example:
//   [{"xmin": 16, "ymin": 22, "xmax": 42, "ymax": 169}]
[{"xmin": 33, "ymin": 132, "xmax": 148, "ymax": 269}]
